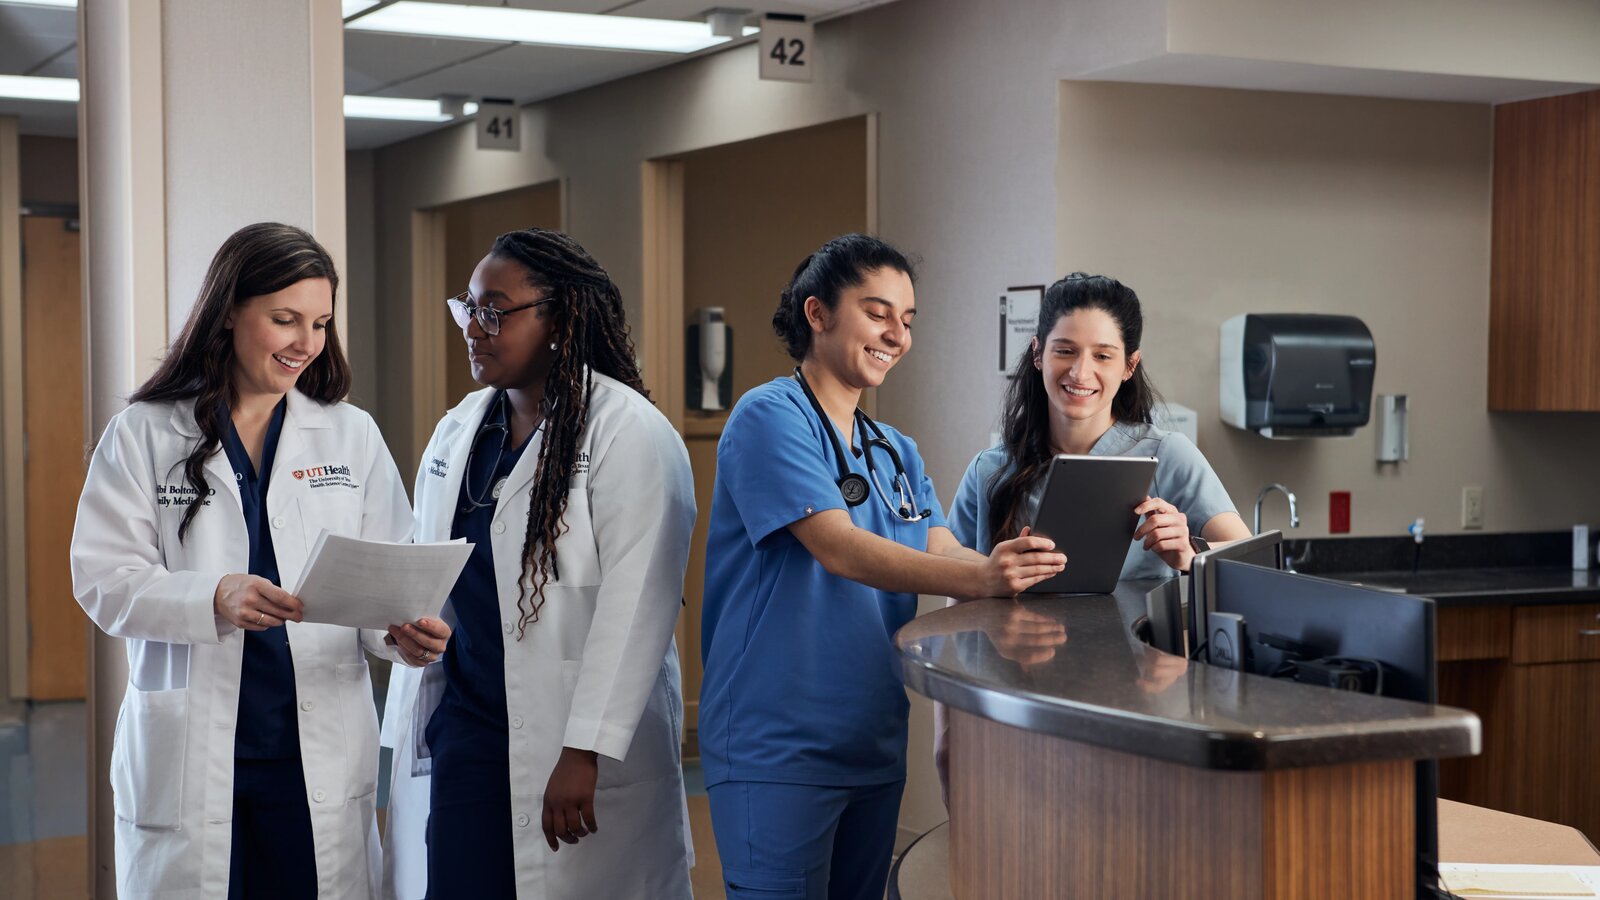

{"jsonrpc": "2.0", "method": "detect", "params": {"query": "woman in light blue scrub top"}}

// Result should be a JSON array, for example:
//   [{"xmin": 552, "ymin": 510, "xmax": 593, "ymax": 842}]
[
  {"xmin": 699, "ymin": 234, "xmax": 1068, "ymax": 900},
  {"xmin": 948, "ymin": 271, "xmax": 1252, "ymax": 578}
]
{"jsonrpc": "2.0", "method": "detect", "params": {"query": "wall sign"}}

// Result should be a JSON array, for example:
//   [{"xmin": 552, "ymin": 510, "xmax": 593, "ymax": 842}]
[
  {"xmin": 759, "ymin": 18, "xmax": 814, "ymax": 83},
  {"xmin": 1000, "ymin": 285, "xmax": 1044, "ymax": 375},
  {"xmin": 476, "ymin": 99, "xmax": 520, "ymax": 151}
]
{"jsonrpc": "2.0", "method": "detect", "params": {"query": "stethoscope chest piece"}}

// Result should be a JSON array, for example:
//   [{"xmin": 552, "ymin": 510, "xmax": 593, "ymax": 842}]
[{"xmin": 839, "ymin": 473, "xmax": 870, "ymax": 506}]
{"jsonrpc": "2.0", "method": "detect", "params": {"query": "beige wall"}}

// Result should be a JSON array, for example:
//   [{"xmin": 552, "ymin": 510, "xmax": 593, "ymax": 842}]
[{"xmin": 1058, "ymin": 81, "xmax": 1600, "ymax": 537}]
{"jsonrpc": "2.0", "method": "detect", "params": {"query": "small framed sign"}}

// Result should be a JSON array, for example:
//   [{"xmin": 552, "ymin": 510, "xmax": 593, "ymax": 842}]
[
  {"xmin": 1000, "ymin": 285, "xmax": 1044, "ymax": 375},
  {"xmin": 759, "ymin": 17, "xmax": 814, "ymax": 83},
  {"xmin": 476, "ymin": 99, "xmax": 520, "ymax": 151}
]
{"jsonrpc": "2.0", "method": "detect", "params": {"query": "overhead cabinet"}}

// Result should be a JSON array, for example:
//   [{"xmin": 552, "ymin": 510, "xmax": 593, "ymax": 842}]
[{"xmin": 1489, "ymin": 90, "xmax": 1600, "ymax": 411}]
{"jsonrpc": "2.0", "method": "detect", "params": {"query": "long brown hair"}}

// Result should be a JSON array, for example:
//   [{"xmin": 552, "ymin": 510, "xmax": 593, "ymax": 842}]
[
  {"xmin": 129, "ymin": 223, "xmax": 349, "ymax": 541},
  {"xmin": 987, "ymin": 272, "xmax": 1161, "ymax": 544},
  {"xmin": 488, "ymin": 228, "xmax": 648, "ymax": 638}
]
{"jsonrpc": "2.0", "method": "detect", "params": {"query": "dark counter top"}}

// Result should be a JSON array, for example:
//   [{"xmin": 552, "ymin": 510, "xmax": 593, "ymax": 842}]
[
  {"xmin": 895, "ymin": 581, "xmax": 1479, "ymax": 772},
  {"xmin": 1313, "ymin": 567, "xmax": 1600, "ymax": 607}
]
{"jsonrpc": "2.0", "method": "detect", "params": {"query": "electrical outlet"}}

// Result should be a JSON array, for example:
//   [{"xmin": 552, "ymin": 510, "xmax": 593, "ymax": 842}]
[{"xmin": 1462, "ymin": 486, "xmax": 1484, "ymax": 530}]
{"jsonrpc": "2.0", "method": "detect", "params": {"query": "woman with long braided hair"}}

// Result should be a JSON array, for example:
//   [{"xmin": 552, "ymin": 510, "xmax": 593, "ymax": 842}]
[{"xmin": 382, "ymin": 228, "xmax": 696, "ymax": 899}]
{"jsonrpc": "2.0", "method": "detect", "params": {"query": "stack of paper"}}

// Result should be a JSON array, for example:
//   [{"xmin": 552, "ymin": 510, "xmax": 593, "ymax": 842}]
[
  {"xmin": 1439, "ymin": 863, "xmax": 1600, "ymax": 899},
  {"xmin": 292, "ymin": 532, "xmax": 473, "ymax": 630}
]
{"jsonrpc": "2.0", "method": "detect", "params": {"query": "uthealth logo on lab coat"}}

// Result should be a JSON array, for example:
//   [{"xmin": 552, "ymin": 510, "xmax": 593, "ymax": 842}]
[{"xmin": 294, "ymin": 463, "xmax": 359, "ymax": 490}]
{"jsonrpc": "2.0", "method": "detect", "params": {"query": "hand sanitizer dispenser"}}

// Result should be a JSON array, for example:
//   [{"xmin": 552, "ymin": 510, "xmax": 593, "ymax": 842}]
[
  {"xmin": 1220, "ymin": 314, "xmax": 1376, "ymax": 438},
  {"xmin": 686, "ymin": 308, "xmax": 733, "ymax": 411}
]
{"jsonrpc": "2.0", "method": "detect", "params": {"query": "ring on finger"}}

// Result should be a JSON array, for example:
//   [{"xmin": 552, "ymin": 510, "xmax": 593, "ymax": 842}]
[{"xmin": 256, "ymin": 611, "xmax": 265, "ymax": 626}]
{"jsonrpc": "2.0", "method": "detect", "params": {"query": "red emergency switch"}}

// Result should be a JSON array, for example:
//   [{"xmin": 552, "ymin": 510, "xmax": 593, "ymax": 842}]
[{"xmin": 1329, "ymin": 491, "xmax": 1351, "ymax": 534}]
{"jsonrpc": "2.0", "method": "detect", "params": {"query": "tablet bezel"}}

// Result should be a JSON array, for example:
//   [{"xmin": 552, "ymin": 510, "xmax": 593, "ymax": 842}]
[{"xmin": 1023, "ymin": 454, "xmax": 1158, "ymax": 595}]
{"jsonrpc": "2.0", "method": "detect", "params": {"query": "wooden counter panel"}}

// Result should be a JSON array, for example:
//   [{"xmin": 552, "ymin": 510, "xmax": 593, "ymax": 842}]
[
  {"xmin": 947, "ymin": 709, "xmax": 1412, "ymax": 900},
  {"xmin": 1511, "ymin": 603, "xmax": 1600, "ymax": 664},
  {"xmin": 1437, "ymin": 606, "xmax": 1511, "ymax": 662}
]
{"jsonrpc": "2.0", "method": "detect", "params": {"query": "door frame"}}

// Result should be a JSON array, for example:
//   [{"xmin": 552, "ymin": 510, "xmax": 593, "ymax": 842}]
[{"xmin": 1, "ymin": 117, "xmax": 25, "ymax": 701}]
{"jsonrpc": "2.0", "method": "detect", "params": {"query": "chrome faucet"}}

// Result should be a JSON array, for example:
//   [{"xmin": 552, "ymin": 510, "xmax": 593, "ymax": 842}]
[{"xmin": 1254, "ymin": 483, "xmax": 1300, "ymax": 535}]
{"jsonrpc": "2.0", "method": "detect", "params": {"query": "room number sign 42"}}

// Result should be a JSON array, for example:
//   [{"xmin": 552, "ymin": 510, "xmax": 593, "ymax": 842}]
[{"xmin": 759, "ymin": 19, "xmax": 814, "ymax": 83}]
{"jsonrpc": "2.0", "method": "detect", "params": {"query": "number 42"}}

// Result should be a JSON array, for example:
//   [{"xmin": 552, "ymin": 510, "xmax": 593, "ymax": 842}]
[{"xmin": 769, "ymin": 37, "xmax": 807, "ymax": 66}]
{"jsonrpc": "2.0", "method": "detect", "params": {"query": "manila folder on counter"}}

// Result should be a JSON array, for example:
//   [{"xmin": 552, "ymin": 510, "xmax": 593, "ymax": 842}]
[{"xmin": 292, "ymin": 532, "xmax": 472, "ymax": 630}]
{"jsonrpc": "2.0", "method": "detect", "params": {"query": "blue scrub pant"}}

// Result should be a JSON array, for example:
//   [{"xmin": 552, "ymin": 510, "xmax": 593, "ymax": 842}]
[
  {"xmin": 228, "ymin": 757, "xmax": 317, "ymax": 900},
  {"xmin": 424, "ymin": 760, "xmax": 515, "ymax": 899},
  {"xmin": 708, "ymin": 780, "xmax": 906, "ymax": 900}
]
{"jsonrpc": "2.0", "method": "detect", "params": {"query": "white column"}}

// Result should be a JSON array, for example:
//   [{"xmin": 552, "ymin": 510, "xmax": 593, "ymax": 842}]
[{"xmin": 77, "ymin": 2, "xmax": 346, "ymax": 895}]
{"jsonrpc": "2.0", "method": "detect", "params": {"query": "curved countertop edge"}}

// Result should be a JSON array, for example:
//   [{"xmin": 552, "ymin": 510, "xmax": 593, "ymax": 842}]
[{"xmin": 902, "ymin": 654, "xmax": 1482, "ymax": 772}]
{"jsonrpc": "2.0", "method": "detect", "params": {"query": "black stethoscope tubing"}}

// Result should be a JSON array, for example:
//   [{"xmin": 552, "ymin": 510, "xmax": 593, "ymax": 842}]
[{"xmin": 792, "ymin": 367, "xmax": 931, "ymax": 522}]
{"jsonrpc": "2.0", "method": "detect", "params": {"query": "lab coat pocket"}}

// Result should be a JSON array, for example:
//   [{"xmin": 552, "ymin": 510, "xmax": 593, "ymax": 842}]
[
  {"xmin": 336, "ymin": 662, "xmax": 381, "ymax": 799},
  {"xmin": 555, "ymin": 490, "xmax": 603, "ymax": 587},
  {"xmin": 111, "ymin": 686, "xmax": 188, "ymax": 829}
]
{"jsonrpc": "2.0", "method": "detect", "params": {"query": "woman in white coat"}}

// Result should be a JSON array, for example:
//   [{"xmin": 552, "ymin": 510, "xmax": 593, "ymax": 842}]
[
  {"xmin": 70, "ymin": 223, "xmax": 451, "ymax": 900},
  {"xmin": 382, "ymin": 227, "xmax": 696, "ymax": 899}
]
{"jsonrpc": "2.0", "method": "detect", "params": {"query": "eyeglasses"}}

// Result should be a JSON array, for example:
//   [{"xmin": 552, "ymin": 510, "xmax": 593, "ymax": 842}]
[{"xmin": 446, "ymin": 292, "xmax": 552, "ymax": 336}]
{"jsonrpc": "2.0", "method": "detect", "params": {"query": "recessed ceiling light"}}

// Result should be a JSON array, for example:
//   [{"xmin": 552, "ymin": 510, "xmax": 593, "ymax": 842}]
[
  {"xmin": 342, "ymin": 95, "xmax": 452, "ymax": 122},
  {"xmin": 0, "ymin": 74, "xmax": 79, "ymax": 102},
  {"xmin": 347, "ymin": 1, "xmax": 736, "ymax": 54}
]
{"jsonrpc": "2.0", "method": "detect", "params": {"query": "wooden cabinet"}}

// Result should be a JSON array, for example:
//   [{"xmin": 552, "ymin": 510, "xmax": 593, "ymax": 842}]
[
  {"xmin": 1488, "ymin": 89, "xmax": 1600, "ymax": 411},
  {"xmin": 1438, "ymin": 602, "xmax": 1600, "ymax": 841}
]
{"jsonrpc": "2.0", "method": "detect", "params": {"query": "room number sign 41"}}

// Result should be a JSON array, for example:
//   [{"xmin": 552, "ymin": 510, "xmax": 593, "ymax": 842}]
[
  {"xmin": 477, "ymin": 99, "xmax": 520, "ymax": 151},
  {"xmin": 759, "ymin": 19, "xmax": 814, "ymax": 83}
]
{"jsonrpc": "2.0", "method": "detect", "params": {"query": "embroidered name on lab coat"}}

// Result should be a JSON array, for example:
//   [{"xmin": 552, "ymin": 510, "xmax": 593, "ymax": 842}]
[
  {"xmin": 293, "ymin": 463, "xmax": 360, "ymax": 490},
  {"xmin": 156, "ymin": 482, "xmax": 214, "ymax": 508},
  {"xmin": 428, "ymin": 457, "xmax": 449, "ymax": 478}
]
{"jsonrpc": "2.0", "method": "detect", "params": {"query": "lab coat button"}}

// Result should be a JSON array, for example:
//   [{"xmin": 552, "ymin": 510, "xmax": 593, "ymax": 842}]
[
  {"xmin": 492, "ymin": 521, "xmax": 507, "ymax": 535},
  {"xmin": 301, "ymin": 700, "xmax": 314, "ymax": 711},
  {"xmin": 511, "ymin": 716, "xmax": 524, "ymax": 729},
  {"xmin": 312, "ymin": 790, "xmax": 326, "ymax": 803},
  {"xmin": 271, "ymin": 515, "xmax": 285, "ymax": 529},
  {"xmin": 516, "ymin": 813, "xmax": 531, "ymax": 827},
  {"xmin": 503, "ymin": 621, "xmax": 513, "ymax": 634}
]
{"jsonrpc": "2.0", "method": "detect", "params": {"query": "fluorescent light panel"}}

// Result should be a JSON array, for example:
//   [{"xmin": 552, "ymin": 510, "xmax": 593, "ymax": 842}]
[
  {"xmin": 342, "ymin": 0, "xmax": 379, "ymax": 16},
  {"xmin": 0, "ymin": 0, "xmax": 76, "ymax": 8},
  {"xmin": 348, "ymin": 1, "xmax": 734, "ymax": 53},
  {"xmin": 342, "ymin": 95, "xmax": 451, "ymax": 121},
  {"xmin": 0, "ymin": 74, "xmax": 79, "ymax": 102}
]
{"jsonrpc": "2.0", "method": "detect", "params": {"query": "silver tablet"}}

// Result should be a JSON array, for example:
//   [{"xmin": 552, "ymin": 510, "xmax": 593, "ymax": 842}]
[{"xmin": 1023, "ymin": 454, "xmax": 1158, "ymax": 595}]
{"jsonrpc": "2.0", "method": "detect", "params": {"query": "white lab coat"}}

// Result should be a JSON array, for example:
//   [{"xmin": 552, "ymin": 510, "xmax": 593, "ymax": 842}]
[
  {"xmin": 381, "ymin": 374, "xmax": 696, "ymax": 900},
  {"xmin": 70, "ymin": 390, "xmax": 414, "ymax": 900}
]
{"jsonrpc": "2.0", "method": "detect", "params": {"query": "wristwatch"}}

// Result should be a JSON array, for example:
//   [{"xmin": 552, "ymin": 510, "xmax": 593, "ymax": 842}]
[{"xmin": 1189, "ymin": 535, "xmax": 1211, "ymax": 555}]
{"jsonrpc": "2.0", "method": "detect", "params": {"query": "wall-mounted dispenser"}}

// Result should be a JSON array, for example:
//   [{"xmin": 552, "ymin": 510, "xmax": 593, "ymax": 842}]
[
  {"xmin": 1375, "ymin": 394, "xmax": 1408, "ymax": 462},
  {"xmin": 686, "ymin": 307, "xmax": 733, "ymax": 411},
  {"xmin": 1220, "ymin": 314, "xmax": 1375, "ymax": 438}
]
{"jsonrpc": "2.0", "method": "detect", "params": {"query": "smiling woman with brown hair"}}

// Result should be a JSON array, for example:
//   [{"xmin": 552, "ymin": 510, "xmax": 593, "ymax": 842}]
[{"xmin": 70, "ymin": 222, "xmax": 448, "ymax": 900}]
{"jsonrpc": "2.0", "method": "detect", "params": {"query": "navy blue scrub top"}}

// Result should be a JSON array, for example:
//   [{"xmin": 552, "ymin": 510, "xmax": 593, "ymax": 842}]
[
  {"xmin": 426, "ymin": 392, "xmax": 533, "ymax": 785},
  {"xmin": 222, "ymin": 398, "xmax": 300, "ymax": 760}
]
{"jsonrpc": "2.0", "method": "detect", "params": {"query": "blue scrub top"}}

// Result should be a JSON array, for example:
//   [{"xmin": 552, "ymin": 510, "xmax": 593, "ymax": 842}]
[
  {"xmin": 426, "ymin": 392, "xmax": 532, "ymax": 787},
  {"xmin": 222, "ymin": 398, "xmax": 299, "ymax": 760},
  {"xmin": 947, "ymin": 421, "xmax": 1237, "ymax": 580},
  {"xmin": 699, "ymin": 378, "xmax": 948, "ymax": 789}
]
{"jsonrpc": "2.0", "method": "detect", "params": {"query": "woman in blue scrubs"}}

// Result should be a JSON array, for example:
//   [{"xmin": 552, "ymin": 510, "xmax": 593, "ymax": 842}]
[
  {"xmin": 700, "ymin": 234, "xmax": 1068, "ymax": 900},
  {"xmin": 947, "ymin": 272, "xmax": 1251, "ymax": 571}
]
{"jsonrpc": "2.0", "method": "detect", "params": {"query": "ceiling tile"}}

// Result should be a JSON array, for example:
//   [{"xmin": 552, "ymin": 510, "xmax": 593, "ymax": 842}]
[
  {"xmin": 376, "ymin": 40, "xmax": 675, "ymax": 107},
  {"xmin": 345, "ymin": 30, "xmax": 517, "ymax": 95},
  {"xmin": 0, "ymin": 6, "xmax": 76, "ymax": 75}
]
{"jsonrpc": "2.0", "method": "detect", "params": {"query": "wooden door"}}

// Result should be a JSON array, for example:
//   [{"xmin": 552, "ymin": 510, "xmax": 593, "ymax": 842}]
[{"xmin": 22, "ymin": 215, "xmax": 87, "ymax": 700}]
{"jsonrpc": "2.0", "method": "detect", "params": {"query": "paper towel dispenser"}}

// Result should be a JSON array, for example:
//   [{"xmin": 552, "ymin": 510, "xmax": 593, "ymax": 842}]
[{"xmin": 1220, "ymin": 314, "xmax": 1375, "ymax": 438}]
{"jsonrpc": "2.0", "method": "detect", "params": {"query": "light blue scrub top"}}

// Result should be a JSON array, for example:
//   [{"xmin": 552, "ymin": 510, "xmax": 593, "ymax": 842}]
[
  {"xmin": 699, "ymin": 378, "xmax": 948, "ymax": 789},
  {"xmin": 948, "ymin": 421, "xmax": 1236, "ymax": 581}
]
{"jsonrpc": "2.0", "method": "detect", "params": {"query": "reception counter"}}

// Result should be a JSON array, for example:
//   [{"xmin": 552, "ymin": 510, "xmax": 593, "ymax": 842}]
[{"xmin": 895, "ymin": 582, "xmax": 1481, "ymax": 900}]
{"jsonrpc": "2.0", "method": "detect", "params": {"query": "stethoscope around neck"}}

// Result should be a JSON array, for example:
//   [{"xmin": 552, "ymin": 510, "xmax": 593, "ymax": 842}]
[{"xmin": 793, "ymin": 366, "xmax": 932, "ymax": 523}]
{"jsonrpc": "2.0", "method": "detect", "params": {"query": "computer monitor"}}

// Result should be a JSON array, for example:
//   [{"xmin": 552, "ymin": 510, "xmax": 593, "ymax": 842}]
[
  {"xmin": 1187, "ymin": 530, "xmax": 1283, "ymax": 662},
  {"xmin": 1210, "ymin": 560, "xmax": 1443, "ymax": 900}
]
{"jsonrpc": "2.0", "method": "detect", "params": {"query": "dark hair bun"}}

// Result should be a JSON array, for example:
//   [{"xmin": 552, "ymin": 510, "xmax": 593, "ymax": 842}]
[{"xmin": 771, "ymin": 233, "xmax": 917, "ymax": 361}]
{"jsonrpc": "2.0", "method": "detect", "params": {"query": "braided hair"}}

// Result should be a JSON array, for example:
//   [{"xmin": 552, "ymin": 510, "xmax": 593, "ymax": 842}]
[
  {"xmin": 129, "ymin": 223, "xmax": 348, "ymax": 542},
  {"xmin": 489, "ymin": 228, "xmax": 648, "ymax": 638}
]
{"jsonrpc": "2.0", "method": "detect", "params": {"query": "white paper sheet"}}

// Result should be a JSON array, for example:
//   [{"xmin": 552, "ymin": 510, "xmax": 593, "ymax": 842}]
[
  {"xmin": 291, "ymin": 532, "xmax": 472, "ymax": 630},
  {"xmin": 1439, "ymin": 863, "xmax": 1600, "ymax": 899}
]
